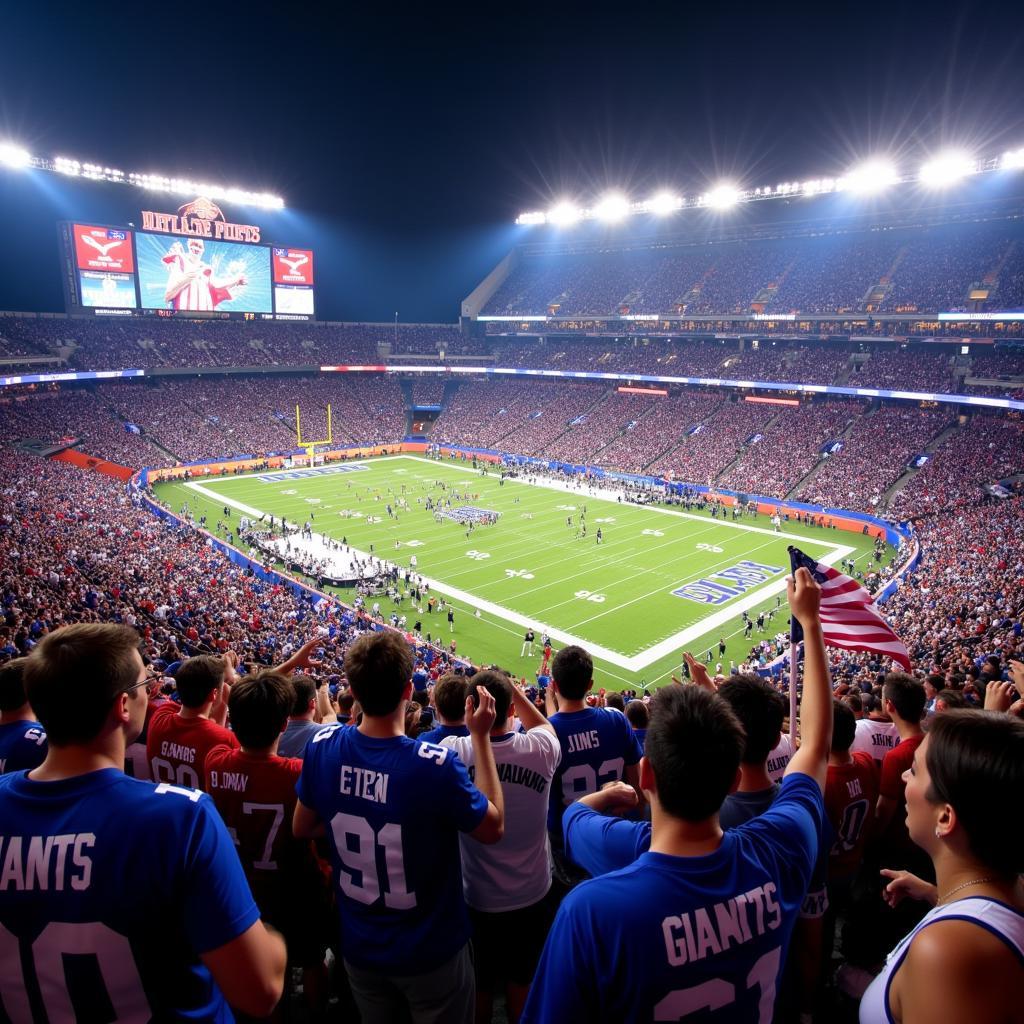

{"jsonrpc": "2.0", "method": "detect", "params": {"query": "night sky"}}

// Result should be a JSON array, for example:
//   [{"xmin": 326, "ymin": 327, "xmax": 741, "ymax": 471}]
[{"xmin": 1, "ymin": 1, "xmax": 1022, "ymax": 321}]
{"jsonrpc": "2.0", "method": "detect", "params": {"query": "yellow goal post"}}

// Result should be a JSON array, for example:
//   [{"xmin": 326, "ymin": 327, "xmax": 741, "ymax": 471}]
[{"xmin": 295, "ymin": 403, "xmax": 333, "ymax": 466}]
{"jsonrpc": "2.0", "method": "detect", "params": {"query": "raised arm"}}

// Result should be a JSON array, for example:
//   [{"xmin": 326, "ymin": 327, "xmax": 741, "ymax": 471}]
[
  {"xmin": 511, "ymin": 682, "xmax": 554, "ymax": 734},
  {"xmin": 466, "ymin": 685, "xmax": 504, "ymax": 844},
  {"xmin": 783, "ymin": 567, "xmax": 831, "ymax": 790}
]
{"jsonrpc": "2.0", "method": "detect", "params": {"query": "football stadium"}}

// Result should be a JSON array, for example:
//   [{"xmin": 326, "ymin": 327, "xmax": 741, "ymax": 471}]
[{"xmin": 1, "ymin": 7, "xmax": 1022, "ymax": 1024}]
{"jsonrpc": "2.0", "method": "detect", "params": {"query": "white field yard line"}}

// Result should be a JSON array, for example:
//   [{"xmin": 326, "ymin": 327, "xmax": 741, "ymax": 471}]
[
  {"xmin": 187, "ymin": 460, "xmax": 856, "ymax": 672},
  {"xmin": 559, "ymin": 531, "xmax": 790, "ymax": 632},
  {"xmin": 183, "ymin": 480, "xmax": 636, "ymax": 686},
  {"xmin": 209, "ymin": 452, "xmax": 848, "ymax": 554},
  {"xmin": 187, "ymin": 478, "xmax": 636, "ymax": 667}
]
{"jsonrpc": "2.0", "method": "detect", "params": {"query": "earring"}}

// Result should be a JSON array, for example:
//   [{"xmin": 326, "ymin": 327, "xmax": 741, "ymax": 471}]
[{"xmin": 935, "ymin": 828, "xmax": 943, "ymax": 838}]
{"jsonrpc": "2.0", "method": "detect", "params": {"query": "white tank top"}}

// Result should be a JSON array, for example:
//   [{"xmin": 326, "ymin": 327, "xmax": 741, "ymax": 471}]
[{"xmin": 860, "ymin": 896, "xmax": 1024, "ymax": 1023}]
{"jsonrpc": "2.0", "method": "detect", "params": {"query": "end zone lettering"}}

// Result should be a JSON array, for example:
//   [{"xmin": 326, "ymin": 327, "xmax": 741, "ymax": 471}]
[{"xmin": 673, "ymin": 560, "xmax": 785, "ymax": 605}]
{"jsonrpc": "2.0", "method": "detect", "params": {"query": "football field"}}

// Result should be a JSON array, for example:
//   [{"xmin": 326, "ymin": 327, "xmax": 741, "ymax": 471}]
[{"xmin": 154, "ymin": 455, "xmax": 885, "ymax": 689}]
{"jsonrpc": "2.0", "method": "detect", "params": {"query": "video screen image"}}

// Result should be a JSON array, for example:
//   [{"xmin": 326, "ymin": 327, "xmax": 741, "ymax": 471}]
[
  {"xmin": 272, "ymin": 247, "xmax": 314, "ymax": 286},
  {"xmin": 136, "ymin": 232, "xmax": 272, "ymax": 313},
  {"xmin": 274, "ymin": 285, "xmax": 316, "ymax": 315},
  {"xmin": 74, "ymin": 225, "xmax": 134, "ymax": 274},
  {"xmin": 79, "ymin": 271, "xmax": 137, "ymax": 309}
]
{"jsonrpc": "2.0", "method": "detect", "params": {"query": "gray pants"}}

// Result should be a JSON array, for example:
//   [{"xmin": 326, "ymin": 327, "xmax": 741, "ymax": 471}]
[{"xmin": 344, "ymin": 943, "xmax": 474, "ymax": 1024}]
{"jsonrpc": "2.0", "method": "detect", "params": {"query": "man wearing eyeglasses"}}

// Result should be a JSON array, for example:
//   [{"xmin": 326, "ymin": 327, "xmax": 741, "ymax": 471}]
[{"xmin": 0, "ymin": 622, "xmax": 286, "ymax": 1021}]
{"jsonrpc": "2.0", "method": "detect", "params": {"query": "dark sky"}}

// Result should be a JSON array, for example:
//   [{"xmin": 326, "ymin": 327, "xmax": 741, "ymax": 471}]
[{"xmin": 1, "ymin": 1, "xmax": 1022, "ymax": 321}]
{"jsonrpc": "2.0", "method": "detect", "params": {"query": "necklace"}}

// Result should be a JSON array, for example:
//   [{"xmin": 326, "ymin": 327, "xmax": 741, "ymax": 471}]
[{"xmin": 937, "ymin": 877, "xmax": 995, "ymax": 905}]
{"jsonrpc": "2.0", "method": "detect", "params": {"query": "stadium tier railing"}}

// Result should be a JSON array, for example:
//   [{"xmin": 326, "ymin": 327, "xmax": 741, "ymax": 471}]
[{"xmin": 6, "ymin": 363, "xmax": 1024, "ymax": 414}]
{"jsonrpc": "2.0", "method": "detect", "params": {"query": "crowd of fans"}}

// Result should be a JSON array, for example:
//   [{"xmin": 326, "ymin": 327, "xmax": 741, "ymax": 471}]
[
  {"xmin": 799, "ymin": 406, "xmax": 952, "ymax": 509},
  {"xmin": 888, "ymin": 414, "xmax": 1024, "ymax": 520},
  {"xmin": 482, "ymin": 218, "xmax": 1024, "ymax": 317},
  {"xmin": 0, "ymin": 375, "xmax": 408, "ymax": 467},
  {"xmin": 1, "ymin": 430, "xmax": 1021, "ymax": 1021},
  {"xmin": 719, "ymin": 400, "xmax": 861, "ymax": 498},
  {"xmin": 648, "ymin": 399, "xmax": 779, "ymax": 483},
  {"xmin": 0, "ymin": 317, "xmax": 466, "ymax": 370},
  {"xmin": 593, "ymin": 391, "xmax": 722, "ymax": 473},
  {"xmin": 5, "ymin": 366, "xmax": 1022, "ymax": 544},
  {"xmin": 847, "ymin": 349, "xmax": 958, "ymax": 393}
]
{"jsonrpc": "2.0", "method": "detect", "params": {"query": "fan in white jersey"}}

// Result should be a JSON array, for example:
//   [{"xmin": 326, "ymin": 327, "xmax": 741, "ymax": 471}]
[
  {"xmin": 850, "ymin": 712, "xmax": 900, "ymax": 762},
  {"xmin": 163, "ymin": 238, "xmax": 247, "ymax": 311},
  {"xmin": 441, "ymin": 670, "xmax": 561, "ymax": 1023},
  {"xmin": 860, "ymin": 709, "xmax": 1024, "ymax": 1024}
]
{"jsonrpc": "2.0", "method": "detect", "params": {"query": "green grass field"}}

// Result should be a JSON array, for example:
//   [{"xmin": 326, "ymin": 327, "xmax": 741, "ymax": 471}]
[{"xmin": 154, "ymin": 454, "xmax": 888, "ymax": 690}]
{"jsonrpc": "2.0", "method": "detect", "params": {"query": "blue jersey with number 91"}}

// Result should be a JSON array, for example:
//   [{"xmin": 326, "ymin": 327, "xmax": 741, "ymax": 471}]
[
  {"xmin": 0, "ymin": 767, "xmax": 259, "ymax": 1023},
  {"xmin": 296, "ymin": 725, "xmax": 488, "ymax": 974}
]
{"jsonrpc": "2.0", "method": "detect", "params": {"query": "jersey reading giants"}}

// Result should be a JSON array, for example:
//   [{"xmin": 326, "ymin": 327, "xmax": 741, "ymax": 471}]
[
  {"xmin": 146, "ymin": 704, "xmax": 239, "ymax": 791},
  {"xmin": 547, "ymin": 707, "xmax": 643, "ymax": 833},
  {"xmin": 523, "ymin": 773, "xmax": 825, "ymax": 1024},
  {"xmin": 0, "ymin": 768, "xmax": 259, "ymax": 1022},
  {"xmin": 296, "ymin": 724, "xmax": 488, "ymax": 975}
]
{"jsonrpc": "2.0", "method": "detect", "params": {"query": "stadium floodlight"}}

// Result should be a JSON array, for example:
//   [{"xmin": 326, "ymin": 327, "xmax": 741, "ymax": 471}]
[
  {"xmin": 704, "ymin": 184, "xmax": 741, "ymax": 209},
  {"xmin": 919, "ymin": 151, "xmax": 975, "ymax": 187},
  {"xmin": 1002, "ymin": 147, "xmax": 1024, "ymax": 171},
  {"xmin": 645, "ymin": 190, "xmax": 684, "ymax": 215},
  {"xmin": 516, "ymin": 210, "xmax": 547, "ymax": 225},
  {"xmin": 547, "ymin": 200, "xmax": 583, "ymax": 226},
  {"xmin": 843, "ymin": 159, "xmax": 900, "ymax": 194},
  {"xmin": 593, "ymin": 192, "xmax": 631, "ymax": 222},
  {"xmin": 0, "ymin": 142, "xmax": 31, "ymax": 169}
]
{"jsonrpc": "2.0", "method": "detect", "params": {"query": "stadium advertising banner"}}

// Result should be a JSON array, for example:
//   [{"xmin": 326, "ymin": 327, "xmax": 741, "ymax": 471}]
[{"xmin": 57, "ymin": 197, "xmax": 315, "ymax": 319}]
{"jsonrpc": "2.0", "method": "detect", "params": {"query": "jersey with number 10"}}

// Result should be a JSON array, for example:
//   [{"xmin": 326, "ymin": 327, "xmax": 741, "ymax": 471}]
[
  {"xmin": 0, "ymin": 767, "xmax": 259, "ymax": 1022},
  {"xmin": 296, "ymin": 724, "xmax": 488, "ymax": 975},
  {"xmin": 547, "ymin": 707, "xmax": 643, "ymax": 832},
  {"xmin": 523, "ymin": 772, "xmax": 824, "ymax": 1024}
]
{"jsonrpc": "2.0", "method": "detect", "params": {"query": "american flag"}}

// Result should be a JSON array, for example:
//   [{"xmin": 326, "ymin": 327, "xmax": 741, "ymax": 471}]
[{"xmin": 789, "ymin": 546, "xmax": 911, "ymax": 670}]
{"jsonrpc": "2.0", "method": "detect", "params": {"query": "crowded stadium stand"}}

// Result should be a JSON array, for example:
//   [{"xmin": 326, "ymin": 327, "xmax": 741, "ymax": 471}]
[
  {"xmin": 4, "ymin": 173, "xmax": 1024, "ymax": 1024},
  {"xmin": 479, "ymin": 214, "xmax": 1024, "ymax": 318}
]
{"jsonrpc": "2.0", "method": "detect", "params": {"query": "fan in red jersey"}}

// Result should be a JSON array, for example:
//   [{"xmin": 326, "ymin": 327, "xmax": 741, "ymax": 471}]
[
  {"xmin": 205, "ymin": 671, "xmax": 331, "ymax": 1018},
  {"xmin": 146, "ymin": 654, "xmax": 239, "ymax": 790}
]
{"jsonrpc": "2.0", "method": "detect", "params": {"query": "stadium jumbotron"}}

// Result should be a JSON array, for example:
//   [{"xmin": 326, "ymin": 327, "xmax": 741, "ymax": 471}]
[{"xmin": 1, "ymin": 8, "xmax": 1022, "ymax": 1023}]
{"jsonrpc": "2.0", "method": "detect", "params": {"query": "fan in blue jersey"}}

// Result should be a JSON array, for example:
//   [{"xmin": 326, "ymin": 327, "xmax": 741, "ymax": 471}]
[
  {"xmin": 294, "ymin": 630, "xmax": 504, "ymax": 1024},
  {"xmin": 522, "ymin": 567, "xmax": 831, "ymax": 1024},
  {"xmin": 563, "ymin": 662, "xmax": 796, "ymax": 877},
  {"xmin": 417, "ymin": 672, "xmax": 470, "ymax": 744},
  {"xmin": 0, "ymin": 623, "xmax": 286, "ymax": 1022},
  {"xmin": 545, "ymin": 645, "xmax": 643, "ymax": 836},
  {"xmin": 0, "ymin": 659, "xmax": 47, "ymax": 774}
]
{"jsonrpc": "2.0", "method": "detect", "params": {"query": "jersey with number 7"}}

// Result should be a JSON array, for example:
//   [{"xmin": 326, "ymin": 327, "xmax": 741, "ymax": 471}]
[{"xmin": 205, "ymin": 746, "xmax": 322, "ymax": 913}]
